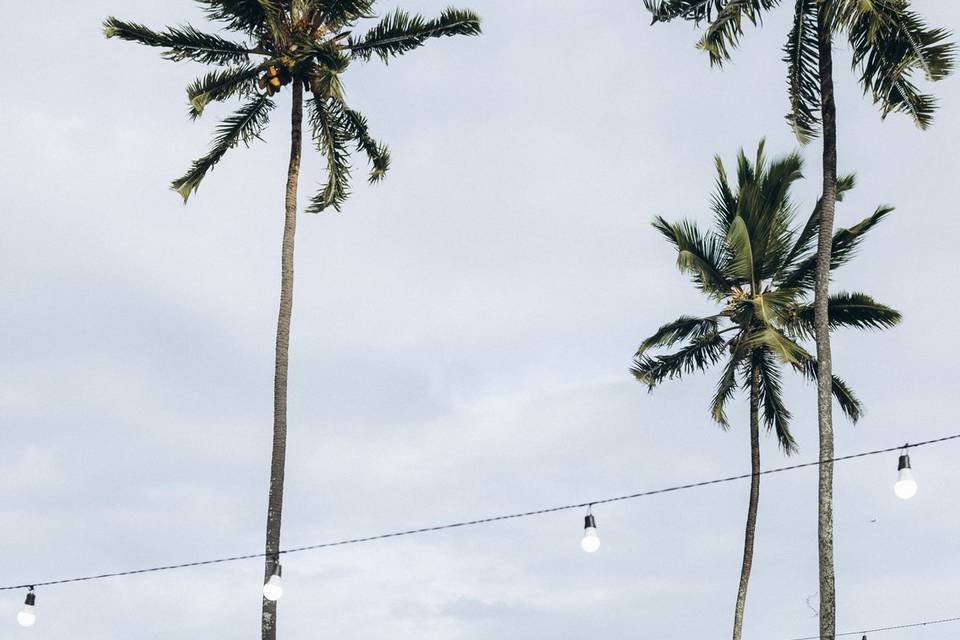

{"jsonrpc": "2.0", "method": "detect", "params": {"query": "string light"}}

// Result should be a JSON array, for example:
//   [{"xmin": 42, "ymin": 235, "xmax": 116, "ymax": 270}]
[
  {"xmin": 894, "ymin": 444, "xmax": 918, "ymax": 500},
  {"xmin": 262, "ymin": 558, "xmax": 283, "ymax": 602},
  {"xmin": 581, "ymin": 505, "xmax": 600, "ymax": 553},
  {"xmin": 3, "ymin": 433, "xmax": 959, "ymax": 630},
  {"xmin": 16, "ymin": 588, "xmax": 35, "ymax": 628}
]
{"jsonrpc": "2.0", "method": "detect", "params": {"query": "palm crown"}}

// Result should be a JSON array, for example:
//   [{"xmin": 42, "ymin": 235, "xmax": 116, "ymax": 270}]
[
  {"xmin": 104, "ymin": 0, "xmax": 481, "ymax": 210},
  {"xmin": 643, "ymin": 0, "xmax": 955, "ymax": 141},
  {"xmin": 632, "ymin": 142, "xmax": 900, "ymax": 451}
]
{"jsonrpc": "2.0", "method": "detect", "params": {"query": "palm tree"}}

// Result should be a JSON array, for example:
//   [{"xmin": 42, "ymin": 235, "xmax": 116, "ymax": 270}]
[
  {"xmin": 103, "ymin": 3, "xmax": 480, "ymax": 638},
  {"xmin": 641, "ymin": 3, "xmax": 953, "ymax": 633},
  {"xmin": 632, "ymin": 142, "xmax": 899, "ymax": 640}
]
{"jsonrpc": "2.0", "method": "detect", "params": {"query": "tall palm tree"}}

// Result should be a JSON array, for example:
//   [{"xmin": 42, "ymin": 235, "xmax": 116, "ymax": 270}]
[
  {"xmin": 641, "ymin": 3, "xmax": 953, "ymax": 633},
  {"xmin": 632, "ymin": 142, "xmax": 899, "ymax": 640},
  {"xmin": 103, "ymin": 2, "xmax": 480, "ymax": 638}
]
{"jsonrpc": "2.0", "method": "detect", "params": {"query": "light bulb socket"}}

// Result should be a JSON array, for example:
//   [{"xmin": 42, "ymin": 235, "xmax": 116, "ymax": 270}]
[
  {"xmin": 273, "ymin": 564, "xmax": 282, "ymax": 578},
  {"xmin": 584, "ymin": 514, "xmax": 597, "ymax": 530},
  {"xmin": 24, "ymin": 592, "xmax": 35, "ymax": 607},
  {"xmin": 898, "ymin": 454, "xmax": 911, "ymax": 471}
]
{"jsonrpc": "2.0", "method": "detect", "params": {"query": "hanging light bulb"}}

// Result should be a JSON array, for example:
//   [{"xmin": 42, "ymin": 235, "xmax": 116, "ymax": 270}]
[
  {"xmin": 894, "ymin": 446, "xmax": 918, "ymax": 500},
  {"xmin": 262, "ymin": 559, "xmax": 283, "ymax": 601},
  {"xmin": 581, "ymin": 506, "xmax": 600, "ymax": 553},
  {"xmin": 16, "ymin": 588, "xmax": 36, "ymax": 627}
]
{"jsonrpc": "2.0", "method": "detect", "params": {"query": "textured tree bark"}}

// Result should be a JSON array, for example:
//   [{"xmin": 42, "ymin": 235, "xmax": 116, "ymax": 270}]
[
  {"xmin": 262, "ymin": 80, "xmax": 304, "ymax": 640},
  {"xmin": 815, "ymin": 7, "xmax": 838, "ymax": 639},
  {"xmin": 732, "ymin": 360, "xmax": 761, "ymax": 640}
]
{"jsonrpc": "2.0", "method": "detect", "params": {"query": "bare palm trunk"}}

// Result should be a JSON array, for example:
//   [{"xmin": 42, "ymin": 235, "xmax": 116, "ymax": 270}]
[
  {"xmin": 815, "ymin": 8, "xmax": 838, "ymax": 639},
  {"xmin": 261, "ymin": 80, "xmax": 304, "ymax": 640},
  {"xmin": 732, "ymin": 360, "xmax": 761, "ymax": 640}
]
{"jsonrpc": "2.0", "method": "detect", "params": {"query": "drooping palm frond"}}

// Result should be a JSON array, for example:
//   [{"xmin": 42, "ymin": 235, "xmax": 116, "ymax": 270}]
[
  {"xmin": 785, "ymin": 291, "xmax": 902, "ymax": 338},
  {"xmin": 697, "ymin": 0, "xmax": 781, "ymax": 66},
  {"xmin": 778, "ymin": 205, "xmax": 894, "ymax": 290},
  {"xmin": 644, "ymin": 0, "xmax": 727, "ymax": 25},
  {"xmin": 793, "ymin": 355, "xmax": 863, "ymax": 422},
  {"xmin": 711, "ymin": 348, "xmax": 744, "ymax": 427},
  {"xmin": 339, "ymin": 107, "xmax": 391, "ymax": 183},
  {"xmin": 306, "ymin": 95, "xmax": 352, "ymax": 212},
  {"xmin": 631, "ymin": 332, "xmax": 728, "ymax": 388},
  {"xmin": 745, "ymin": 326, "xmax": 807, "ymax": 365},
  {"xmin": 186, "ymin": 64, "xmax": 264, "ymax": 119},
  {"xmin": 783, "ymin": 0, "xmax": 820, "ymax": 142},
  {"xmin": 103, "ymin": 18, "xmax": 256, "ymax": 64},
  {"xmin": 348, "ymin": 8, "xmax": 481, "ymax": 63},
  {"xmin": 172, "ymin": 94, "xmax": 275, "ymax": 202},
  {"xmin": 845, "ymin": 3, "xmax": 957, "ymax": 128},
  {"xmin": 756, "ymin": 349, "xmax": 796, "ymax": 452},
  {"xmin": 653, "ymin": 216, "xmax": 731, "ymax": 297}
]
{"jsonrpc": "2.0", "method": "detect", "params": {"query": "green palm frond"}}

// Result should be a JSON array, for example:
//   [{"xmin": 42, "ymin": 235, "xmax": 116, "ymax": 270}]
[
  {"xmin": 793, "ymin": 355, "xmax": 863, "ymax": 422},
  {"xmin": 697, "ymin": 0, "xmax": 780, "ymax": 66},
  {"xmin": 711, "ymin": 349, "xmax": 744, "ymax": 427},
  {"xmin": 306, "ymin": 95, "xmax": 352, "ymax": 213},
  {"xmin": 186, "ymin": 64, "xmax": 264, "ymax": 119},
  {"xmin": 653, "ymin": 216, "xmax": 732, "ymax": 297},
  {"xmin": 631, "ymin": 332, "xmax": 728, "ymax": 389},
  {"xmin": 171, "ymin": 94, "xmax": 275, "ymax": 202},
  {"xmin": 200, "ymin": 0, "xmax": 271, "ymax": 35},
  {"xmin": 783, "ymin": 0, "xmax": 820, "ymax": 142},
  {"xmin": 778, "ymin": 205, "xmax": 894, "ymax": 290},
  {"xmin": 745, "ymin": 326, "xmax": 807, "ymax": 365},
  {"xmin": 103, "ymin": 18, "xmax": 255, "ymax": 64},
  {"xmin": 339, "ymin": 107, "xmax": 391, "ymax": 183},
  {"xmin": 756, "ymin": 349, "xmax": 796, "ymax": 453},
  {"xmin": 846, "ymin": 3, "xmax": 957, "ymax": 128},
  {"xmin": 313, "ymin": 0, "xmax": 376, "ymax": 27},
  {"xmin": 786, "ymin": 291, "xmax": 902, "ymax": 338},
  {"xmin": 644, "ymin": 0, "xmax": 724, "ymax": 24},
  {"xmin": 348, "ymin": 8, "xmax": 481, "ymax": 63},
  {"xmin": 725, "ymin": 215, "xmax": 756, "ymax": 285},
  {"xmin": 711, "ymin": 154, "xmax": 739, "ymax": 232},
  {"xmin": 778, "ymin": 173, "xmax": 855, "ymax": 276},
  {"xmin": 637, "ymin": 315, "xmax": 723, "ymax": 355}
]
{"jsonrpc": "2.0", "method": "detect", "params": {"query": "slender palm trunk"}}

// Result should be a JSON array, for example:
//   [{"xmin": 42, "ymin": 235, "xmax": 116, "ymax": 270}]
[
  {"xmin": 732, "ymin": 360, "xmax": 761, "ymax": 640},
  {"xmin": 815, "ymin": 8, "xmax": 838, "ymax": 639},
  {"xmin": 261, "ymin": 80, "xmax": 304, "ymax": 640}
]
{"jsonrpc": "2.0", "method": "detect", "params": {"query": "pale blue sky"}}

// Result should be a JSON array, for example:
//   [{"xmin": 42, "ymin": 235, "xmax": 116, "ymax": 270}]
[{"xmin": 2, "ymin": 1, "xmax": 959, "ymax": 638}]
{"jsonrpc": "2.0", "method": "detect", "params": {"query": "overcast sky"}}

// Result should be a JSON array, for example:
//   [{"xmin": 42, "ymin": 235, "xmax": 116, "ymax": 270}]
[{"xmin": 3, "ymin": 1, "xmax": 960, "ymax": 638}]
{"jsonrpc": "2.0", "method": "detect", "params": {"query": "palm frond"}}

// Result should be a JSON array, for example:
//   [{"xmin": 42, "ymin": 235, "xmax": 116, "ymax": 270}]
[
  {"xmin": 793, "ymin": 355, "xmax": 863, "ymax": 422},
  {"xmin": 846, "ymin": 3, "xmax": 956, "ymax": 128},
  {"xmin": 199, "ymin": 0, "xmax": 269, "ymax": 35},
  {"xmin": 348, "ymin": 8, "xmax": 481, "ymax": 63},
  {"xmin": 725, "ymin": 215, "xmax": 756, "ymax": 286},
  {"xmin": 783, "ymin": 0, "xmax": 820, "ymax": 142},
  {"xmin": 339, "ymin": 107, "xmax": 391, "ymax": 183},
  {"xmin": 186, "ymin": 64, "xmax": 263, "ymax": 119},
  {"xmin": 778, "ymin": 205, "xmax": 894, "ymax": 290},
  {"xmin": 653, "ymin": 216, "xmax": 732, "ymax": 297},
  {"xmin": 312, "ymin": 0, "xmax": 375, "ymax": 27},
  {"xmin": 637, "ymin": 315, "xmax": 723, "ymax": 355},
  {"xmin": 756, "ymin": 349, "xmax": 796, "ymax": 453},
  {"xmin": 171, "ymin": 94, "xmax": 275, "ymax": 202},
  {"xmin": 631, "ymin": 332, "xmax": 727, "ymax": 389},
  {"xmin": 745, "ymin": 326, "xmax": 807, "ymax": 365},
  {"xmin": 696, "ymin": 0, "xmax": 780, "ymax": 66},
  {"xmin": 103, "ymin": 18, "xmax": 255, "ymax": 64},
  {"xmin": 644, "ymin": 0, "xmax": 726, "ymax": 24},
  {"xmin": 777, "ymin": 173, "xmax": 855, "ymax": 277},
  {"xmin": 710, "ymin": 347, "xmax": 744, "ymax": 427},
  {"xmin": 785, "ymin": 291, "xmax": 901, "ymax": 338},
  {"xmin": 306, "ymin": 95, "xmax": 352, "ymax": 212}
]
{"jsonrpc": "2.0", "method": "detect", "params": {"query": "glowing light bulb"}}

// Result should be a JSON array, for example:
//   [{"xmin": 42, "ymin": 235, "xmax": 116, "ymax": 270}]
[
  {"xmin": 894, "ymin": 453, "xmax": 917, "ymax": 500},
  {"xmin": 17, "ymin": 591, "xmax": 36, "ymax": 627},
  {"xmin": 263, "ymin": 566, "xmax": 283, "ymax": 601},
  {"xmin": 581, "ymin": 513, "xmax": 600, "ymax": 553}
]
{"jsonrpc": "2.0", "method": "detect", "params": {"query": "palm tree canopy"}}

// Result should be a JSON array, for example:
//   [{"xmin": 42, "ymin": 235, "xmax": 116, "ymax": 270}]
[
  {"xmin": 632, "ymin": 142, "xmax": 900, "ymax": 452},
  {"xmin": 642, "ymin": 0, "xmax": 956, "ymax": 142},
  {"xmin": 104, "ymin": 0, "xmax": 481, "ymax": 210}
]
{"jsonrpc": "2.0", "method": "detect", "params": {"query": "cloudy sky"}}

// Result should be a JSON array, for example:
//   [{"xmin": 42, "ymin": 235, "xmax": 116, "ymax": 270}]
[{"xmin": 3, "ymin": 1, "xmax": 960, "ymax": 638}]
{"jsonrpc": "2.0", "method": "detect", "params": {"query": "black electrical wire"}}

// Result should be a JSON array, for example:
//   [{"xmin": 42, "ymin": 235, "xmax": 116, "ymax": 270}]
[
  {"xmin": 787, "ymin": 615, "xmax": 960, "ymax": 639},
  {"xmin": 2, "ymin": 433, "xmax": 958, "ymax": 592}
]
